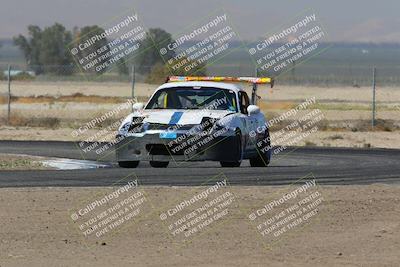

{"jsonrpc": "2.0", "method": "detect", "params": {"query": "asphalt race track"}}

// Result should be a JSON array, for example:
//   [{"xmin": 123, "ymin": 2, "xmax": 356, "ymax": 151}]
[{"xmin": 0, "ymin": 140, "xmax": 399, "ymax": 187}]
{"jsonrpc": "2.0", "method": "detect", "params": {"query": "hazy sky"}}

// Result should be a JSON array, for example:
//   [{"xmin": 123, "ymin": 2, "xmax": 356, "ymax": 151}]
[{"xmin": 0, "ymin": 0, "xmax": 399, "ymax": 42}]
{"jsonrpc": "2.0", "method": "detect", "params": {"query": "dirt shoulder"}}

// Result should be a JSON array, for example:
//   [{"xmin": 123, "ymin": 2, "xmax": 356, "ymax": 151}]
[
  {"xmin": 0, "ymin": 153, "xmax": 53, "ymax": 170},
  {"xmin": 0, "ymin": 184, "xmax": 399, "ymax": 267}
]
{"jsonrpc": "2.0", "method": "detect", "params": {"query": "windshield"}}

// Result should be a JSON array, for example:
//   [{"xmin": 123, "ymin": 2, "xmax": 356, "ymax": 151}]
[{"xmin": 145, "ymin": 87, "xmax": 238, "ymax": 111}]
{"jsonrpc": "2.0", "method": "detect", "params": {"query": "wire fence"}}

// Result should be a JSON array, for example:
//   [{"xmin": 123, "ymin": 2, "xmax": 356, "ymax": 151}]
[
  {"xmin": 0, "ymin": 60, "xmax": 399, "ymax": 130},
  {"xmin": 1, "ymin": 62, "xmax": 399, "ymax": 86}
]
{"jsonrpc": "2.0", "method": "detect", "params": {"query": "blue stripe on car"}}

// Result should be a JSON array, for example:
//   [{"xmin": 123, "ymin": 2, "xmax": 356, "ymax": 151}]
[{"xmin": 168, "ymin": 111, "xmax": 184, "ymax": 125}]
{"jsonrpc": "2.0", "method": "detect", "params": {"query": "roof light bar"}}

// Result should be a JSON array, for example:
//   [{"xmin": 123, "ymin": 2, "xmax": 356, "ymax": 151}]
[{"xmin": 167, "ymin": 76, "xmax": 274, "ymax": 87}]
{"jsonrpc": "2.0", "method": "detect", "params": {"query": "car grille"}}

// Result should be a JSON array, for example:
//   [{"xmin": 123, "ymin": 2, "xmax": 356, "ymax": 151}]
[
  {"xmin": 146, "ymin": 144, "xmax": 184, "ymax": 155},
  {"xmin": 147, "ymin": 123, "xmax": 197, "ymax": 131},
  {"xmin": 146, "ymin": 123, "xmax": 169, "ymax": 130}
]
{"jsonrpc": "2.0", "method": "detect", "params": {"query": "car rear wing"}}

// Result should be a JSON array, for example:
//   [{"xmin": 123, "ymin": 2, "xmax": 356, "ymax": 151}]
[
  {"xmin": 166, "ymin": 76, "xmax": 274, "ymax": 86},
  {"xmin": 166, "ymin": 76, "xmax": 274, "ymax": 105}
]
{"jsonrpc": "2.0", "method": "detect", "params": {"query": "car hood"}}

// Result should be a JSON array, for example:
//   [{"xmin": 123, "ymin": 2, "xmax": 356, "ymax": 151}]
[{"xmin": 137, "ymin": 109, "xmax": 234, "ymax": 125}]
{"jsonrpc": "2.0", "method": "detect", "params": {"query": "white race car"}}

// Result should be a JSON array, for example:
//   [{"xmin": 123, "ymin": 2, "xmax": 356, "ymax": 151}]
[{"xmin": 115, "ymin": 76, "xmax": 273, "ymax": 168}]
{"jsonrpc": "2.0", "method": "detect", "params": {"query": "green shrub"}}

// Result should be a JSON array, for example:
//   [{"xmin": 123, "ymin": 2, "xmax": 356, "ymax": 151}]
[{"xmin": 13, "ymin": 72, "xmax": 35, "ymax": 81}]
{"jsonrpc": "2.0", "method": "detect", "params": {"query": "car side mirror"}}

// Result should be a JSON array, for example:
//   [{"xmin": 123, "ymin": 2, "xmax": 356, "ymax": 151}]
[
  {"xmin": 247, "ymin": 105, "xmax": 260, "ymax": 115},
  {"xmin": 132, "ymin": 102, "xmax": 145, "ymax": 111}
]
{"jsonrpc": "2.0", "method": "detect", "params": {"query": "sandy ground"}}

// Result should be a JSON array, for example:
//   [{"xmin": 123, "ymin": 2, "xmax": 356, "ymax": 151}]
[
  {"xmin": 1, "ymin": 81, "xmax": 400, "ymax": 103},
  {"xmin": 0, "ymin": 184, "xmax": 399, "ymax": 267},
  {"xmin": 1, "ymin": 103, "xmax": 399, "ymax": 122},
  {"xmin": 0, "ymin": 81, "xmax": 153, "ymax": 98}
]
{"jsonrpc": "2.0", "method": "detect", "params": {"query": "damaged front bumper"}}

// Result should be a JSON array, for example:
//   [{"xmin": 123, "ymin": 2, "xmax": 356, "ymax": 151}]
[{"xmin": 115, "ymin": 129, "xmax": 240, "ymax": 162}]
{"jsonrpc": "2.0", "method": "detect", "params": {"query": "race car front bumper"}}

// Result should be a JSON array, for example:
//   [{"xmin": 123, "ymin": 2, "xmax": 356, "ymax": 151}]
[{"xmin": 115, "ymin": 131, "xmax": 240, "ymax": 162}]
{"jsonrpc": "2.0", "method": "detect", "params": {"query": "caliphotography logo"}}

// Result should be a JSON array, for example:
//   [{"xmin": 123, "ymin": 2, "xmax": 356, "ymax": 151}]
[
  {"xmin": 247, "ymin": 174, "xmax": 324, "ymax": 248},
  {"xmin": 68, "ymin": 174, "xmax": 152, "ymax": 246},
  {"xmin": 157, "ymin": 174, "xmax": 238, "ymax": 245}
]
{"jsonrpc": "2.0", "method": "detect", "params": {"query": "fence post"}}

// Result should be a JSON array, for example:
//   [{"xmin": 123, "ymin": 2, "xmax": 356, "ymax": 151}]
[
  {"xmin": 372, "ymin": 67, "xmax": 376, "ymax": 127},
  {"xmin": 7, "ymin": 65, "xmax": 11, "ymax": 125},
  {"xmin": 251, "ymin": 67, "xmax": 258, "ymax": 105},
  {"xmin": 131, "ymin": 65, "xmax": 135, "ymax": 99}
]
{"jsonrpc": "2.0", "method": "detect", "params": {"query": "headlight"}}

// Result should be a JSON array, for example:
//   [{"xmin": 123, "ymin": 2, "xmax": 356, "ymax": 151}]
[
  {"xmin": 128, "ymin": 117, "xmax": 144, "ymax": 133},
  {"xmin": 119, "ymin": 122, "xmax": 131, "ymax": 134}
]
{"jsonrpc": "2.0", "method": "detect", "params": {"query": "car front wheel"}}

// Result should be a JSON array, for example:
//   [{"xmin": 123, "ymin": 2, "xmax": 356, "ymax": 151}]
[
  {"xmin": 220, "ymin": 129, "xmax": 242, "ymax": 167},
  {"xmin": 150, "ymin": 161, "xmax": 169, "ymax": 168},
  {"xmin": 250, "ymin": 129, "xmax": 271, "ymax": 167}
]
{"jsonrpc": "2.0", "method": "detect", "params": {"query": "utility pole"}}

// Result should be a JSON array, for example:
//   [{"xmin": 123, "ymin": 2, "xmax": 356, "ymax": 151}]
[
  {"xmin": 7, "ymin": 65, "xmax": 11, "ymax": 124},
  {"xmin": 372, "ymin": 67, "xmax": 376, "ymax": 127},
  {"xmin": 291, "ymin": 61, "xmax": 296, "ymax": 83}
]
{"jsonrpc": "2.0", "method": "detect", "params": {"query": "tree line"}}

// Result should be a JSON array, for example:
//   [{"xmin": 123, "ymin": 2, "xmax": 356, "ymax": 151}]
[{"xmin": 13, "ymin": 23, "xmax": 206, "ymax": 82}]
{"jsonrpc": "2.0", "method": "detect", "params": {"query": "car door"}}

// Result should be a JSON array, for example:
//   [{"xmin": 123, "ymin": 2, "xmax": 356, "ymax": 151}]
[{"xmin": 238, "ymin": 91, "xmax": 257, "ymax": 151}]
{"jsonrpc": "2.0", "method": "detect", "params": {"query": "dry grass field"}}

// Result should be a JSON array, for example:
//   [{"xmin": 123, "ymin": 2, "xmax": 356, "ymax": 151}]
[{"xmin": 1, "ymin": 81, "xmax": 399, "ymax": 148}]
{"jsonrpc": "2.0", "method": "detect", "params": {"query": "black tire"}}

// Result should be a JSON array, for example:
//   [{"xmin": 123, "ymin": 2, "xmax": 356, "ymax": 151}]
[
  {"xmin": 250, "ymin": 129, "xmax": 271, "ymax": 167},
  {"xmin": 249, "ymin": 156, "xmax": 269, "ymax": 167},
  {"xmin": 150, "ymin": 161, "xmax": 169, "ymax": 168},
  {"xmin": 118, "ymin": 161, "xmax": 140, "ymax": 168},
  {"xmin": 220, "ymin": 129, "xmax": 242, "ymax": 167},
  {"xmin": 220, "ymin": 161, "xmax": 241, "ymax": 167}
]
